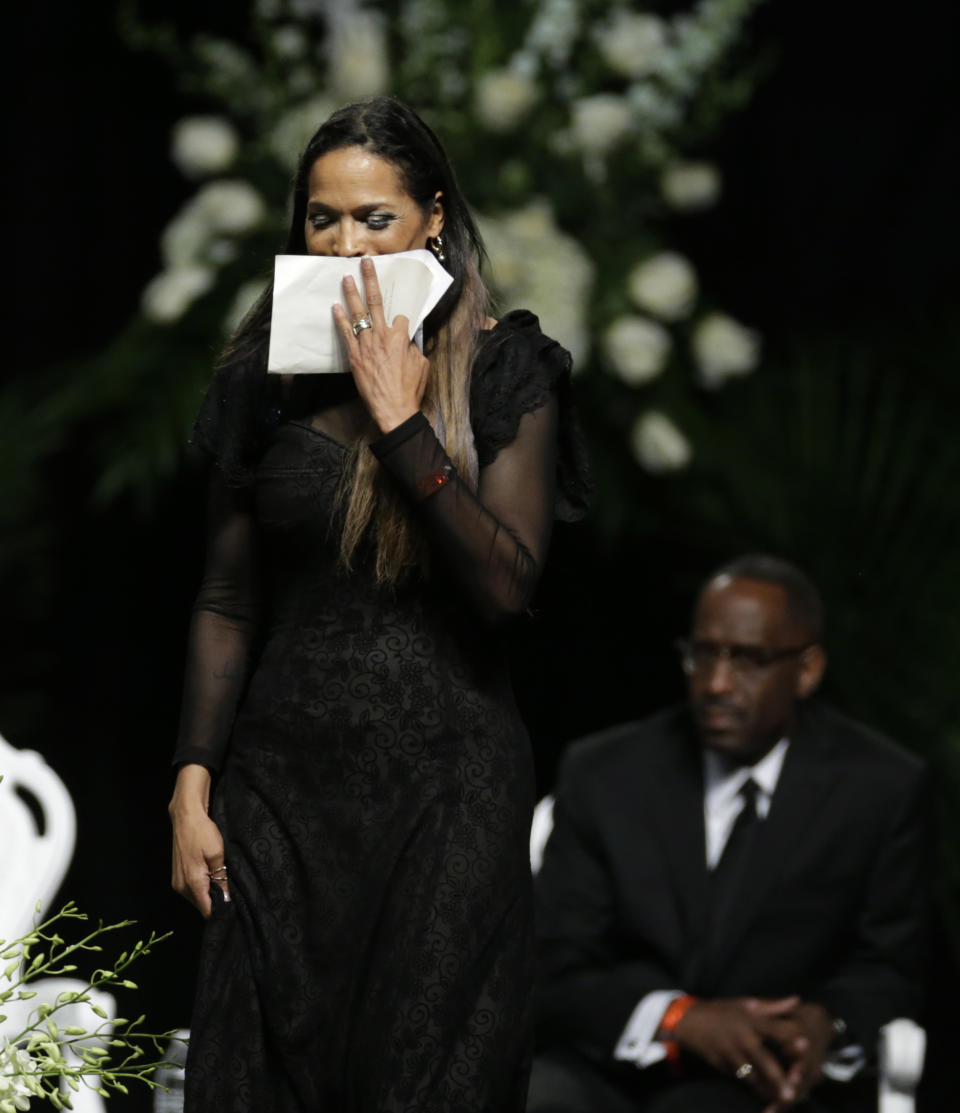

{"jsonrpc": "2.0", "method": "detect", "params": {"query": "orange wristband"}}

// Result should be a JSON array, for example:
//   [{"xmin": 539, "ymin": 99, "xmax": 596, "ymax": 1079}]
[{"xmin": 659, "ymin": 994, "xmax": 697, "ymax": 1072}]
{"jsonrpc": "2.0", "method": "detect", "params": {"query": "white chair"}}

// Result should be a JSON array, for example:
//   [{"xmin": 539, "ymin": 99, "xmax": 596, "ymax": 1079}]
[
  {"xmin": 153, "ymin": 1029, "xmax": 190, "ymax": 1113},
  {"xmin": 0, "ymin": 733, "xmax": 77, "ymax": 943},
  {"xmin": 529, "ymin": 793, "xmax": 555, "ymax": 876},
  {"xmin": 878, "ymin": 1017, "xmax": 926, "ymax": 1113},
  {"xmin": 0, "ymin": 732, "xmax": 115, "ymax": 1112}
]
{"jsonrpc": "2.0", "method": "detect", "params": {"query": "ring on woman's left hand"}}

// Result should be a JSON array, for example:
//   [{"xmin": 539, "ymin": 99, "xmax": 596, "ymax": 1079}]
[{"xmin": 352, "ymin": 315, "xmax": 374, "ymax": 338}]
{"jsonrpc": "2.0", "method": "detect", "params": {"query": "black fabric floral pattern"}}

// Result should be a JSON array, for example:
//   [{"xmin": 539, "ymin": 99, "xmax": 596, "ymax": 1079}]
[{"xmin": 175, "ymin": 312, "xmax": 587, "ymax": 1112}]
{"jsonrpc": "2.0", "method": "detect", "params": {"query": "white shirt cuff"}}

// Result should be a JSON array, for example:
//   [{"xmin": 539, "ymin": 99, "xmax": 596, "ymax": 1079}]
[
  {"xmin": 613, "ymin": 990, "xmax": 683, "ymax": 1068},
  {"xmin": 822, "ymin": 1043, "xmax": 866, "ymax": 1082}
]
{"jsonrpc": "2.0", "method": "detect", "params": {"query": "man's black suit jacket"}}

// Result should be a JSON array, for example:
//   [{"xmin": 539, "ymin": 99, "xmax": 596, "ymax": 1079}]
[{"xmin": 534, "ymin": 701, "xmax": 927, "ymax": 1069}]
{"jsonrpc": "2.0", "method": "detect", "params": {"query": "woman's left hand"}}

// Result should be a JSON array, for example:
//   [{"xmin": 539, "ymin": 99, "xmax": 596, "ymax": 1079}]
[{"xmin": 332, "ymin": 256, "xmax": 429, "ymax": 434}]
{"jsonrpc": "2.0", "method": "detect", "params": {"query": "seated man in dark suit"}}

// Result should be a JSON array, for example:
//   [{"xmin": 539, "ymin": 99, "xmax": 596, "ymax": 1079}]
[{"xmin": 529, "ymin": 555, "xmax": 927, "ymax": 1113}]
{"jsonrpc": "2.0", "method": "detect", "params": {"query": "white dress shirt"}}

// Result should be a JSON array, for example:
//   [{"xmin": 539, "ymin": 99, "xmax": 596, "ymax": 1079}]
[
  {"xmin": 613, "ymin": 737, "xmax": 862, "ymax": 1079},
  {"xmin": 703, "ymin": 739, "xmax": 788, "ymax": 868}
]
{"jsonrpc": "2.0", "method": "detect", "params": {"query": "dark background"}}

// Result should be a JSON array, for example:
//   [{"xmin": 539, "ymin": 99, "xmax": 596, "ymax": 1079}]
[{"xmin": 6, "ymin": 1, "xmax": 958, "ymax": 1109}]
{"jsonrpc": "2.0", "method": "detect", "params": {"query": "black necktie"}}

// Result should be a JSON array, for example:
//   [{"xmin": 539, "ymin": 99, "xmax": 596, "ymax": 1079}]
[{"xmin": 712, "ymin": 778, "xmax": 761, "ymax": 895}]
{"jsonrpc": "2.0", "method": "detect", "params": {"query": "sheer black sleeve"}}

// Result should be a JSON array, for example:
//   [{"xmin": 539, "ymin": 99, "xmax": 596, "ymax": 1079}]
[
  {"xmin": 172, "ymin": 472, "xmax": 261, "ymax": 772},
  {"xmin": 372, "ymin": 406, "xmax": 557, "ymax": 624},
  {"xmin": 370, "ymin": 311, "xmax": 587, "ymax": 624}
]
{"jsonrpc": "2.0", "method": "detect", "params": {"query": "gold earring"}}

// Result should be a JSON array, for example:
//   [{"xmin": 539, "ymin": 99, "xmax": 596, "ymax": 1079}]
[{"xmin": 429, "ymin": 233, "xmax": 446, "ymax": 262}]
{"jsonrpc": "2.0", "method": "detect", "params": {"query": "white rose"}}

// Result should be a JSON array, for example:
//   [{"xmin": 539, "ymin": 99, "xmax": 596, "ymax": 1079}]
[
  {"xmin": 474, "ymin": 69, "xmax": 539, "ymax": 132},
  {"xmin": 630, "ymin": 411, "xmax": 693, "ymax": 473},
  {"xmin": 627, "ymin": 252, "xmax": 698, "ymax": 321},
  {"xmin": 328, "ymin": 11, "xmax": 389, "ymax": 100},
  {"xmin": 660, "ymin": 161, "xmax": 722, "ymax": 210},
  {"xmin": 692, "ymin": 312, "xmax": 761, "ymax": 387},
  {"xmin": 603, "ymin": 316, "xmax": 672, "ymax": 385},
  {"xmin": 194, "ymin": 180, "xmax": 266, "ymax": 235},
  {"xmin": 170, "ymin": 116, "xmax": 239, "ymax": 179},
  {"xmin": 569, "ymin": 94, "xmax": 633, "ymax": 157},
  {"xmin": 161, "ymin": 181, "xmax": 266, "ymax": 269},
  {"xmin": 224, "ymin": 278, "xmax": 267, "ymax": 335},
  {"xmin": 596, "ymin": 12, "xmax": 667, "ymax": 79},
  {"xmin": 141, "ymin": 265, "xmax": 215, "ymax": 323}
]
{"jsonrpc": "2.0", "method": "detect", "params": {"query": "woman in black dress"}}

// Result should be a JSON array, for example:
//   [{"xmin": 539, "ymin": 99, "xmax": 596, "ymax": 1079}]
[{"xmin": 169, "ymin": 97, "xmax": 587, "ymax": 1112}]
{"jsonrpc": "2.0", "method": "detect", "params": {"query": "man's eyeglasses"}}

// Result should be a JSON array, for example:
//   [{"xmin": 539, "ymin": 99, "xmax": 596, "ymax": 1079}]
[{"xmin": 674, "ymin": 638, "xmax": 811, "ymax": 678}]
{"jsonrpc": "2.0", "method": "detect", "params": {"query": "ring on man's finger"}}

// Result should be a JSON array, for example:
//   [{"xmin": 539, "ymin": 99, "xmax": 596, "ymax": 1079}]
[
  {"xmin": 352, "ymin": 315, "xmax": 373, "ymax": 337},
  {"xmin": 735, "ymin": 1063, "xmax": 753, "ymax": 1080}
]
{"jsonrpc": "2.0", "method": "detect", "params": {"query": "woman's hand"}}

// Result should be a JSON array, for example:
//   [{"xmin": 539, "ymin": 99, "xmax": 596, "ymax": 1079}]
[
  {"xmin": 169, "ymin": 763, "xmax": 229, "ymax": 918},
  {"xmin": 332, "ymin": 256, "xmax": 429, "ymax": 434}
]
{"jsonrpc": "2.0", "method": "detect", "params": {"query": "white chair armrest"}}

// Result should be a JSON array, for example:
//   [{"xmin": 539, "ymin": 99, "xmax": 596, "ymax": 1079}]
[
  {"xmin": 529, "ymin": 795, "xmax": 556, "ymax": 876},
  {"xmin": 878, "ymin": 1017, "xmax": 926, "ymax": 1113}
]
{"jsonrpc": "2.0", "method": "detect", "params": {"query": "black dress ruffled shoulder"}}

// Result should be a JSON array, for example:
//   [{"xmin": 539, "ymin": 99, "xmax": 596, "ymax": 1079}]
[
  {"xmin": 470, "ymin": 310, "xmax": 590, "ymax": 523},
  {"xmin": 191, "ymin": 313, "xmax": 590, "ymax": 520}
]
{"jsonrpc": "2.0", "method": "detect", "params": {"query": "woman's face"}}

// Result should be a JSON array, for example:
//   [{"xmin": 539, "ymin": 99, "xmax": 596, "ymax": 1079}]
[{"xmin": 304, "ymin": 146, "xmax": 443, "ymax": 257}]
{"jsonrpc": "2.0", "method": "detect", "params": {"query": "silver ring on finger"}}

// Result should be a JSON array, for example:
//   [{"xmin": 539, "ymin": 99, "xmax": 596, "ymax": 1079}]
[
  {"xmin": 352, "ymin": 315, "xmax": 373, "ymax": 338},
  {"xmin": 208, "ymin": 866, "xmax": 228, "ymax": 880},
  {"xmin": 735, "ymin": 1063, "xmax": 753, "ymax": 1080}
]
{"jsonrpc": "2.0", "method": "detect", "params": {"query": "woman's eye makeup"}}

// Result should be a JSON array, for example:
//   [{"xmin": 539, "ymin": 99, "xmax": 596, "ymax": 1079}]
[
  {"xmin": 306, "ymin": 209, "xmax": 398, "ymax": 231},
  {"xmin": 365, "ymin": 211, "xmax": 396, "ymax": 229}
]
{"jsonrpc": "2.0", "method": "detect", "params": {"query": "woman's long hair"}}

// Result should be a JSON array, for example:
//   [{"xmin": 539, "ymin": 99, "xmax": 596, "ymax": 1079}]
[{"xmin": 224, "ymin": 97, "xmax": 491, "ymax": 584}]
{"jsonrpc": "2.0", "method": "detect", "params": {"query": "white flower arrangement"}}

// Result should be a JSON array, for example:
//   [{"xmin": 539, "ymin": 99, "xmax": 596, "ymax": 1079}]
[
  {"xmin": 0, "ymin": 1041, "xmax": 38, "ymax": 1111},
  {"xmin": 595, "ymin": 12, "xmax": 668, "ymax": 80},
  {"xmin": 474, "ymin": 69, "xmax": 539, "ymax": 132},
  {"xmin": 602, "ymin": 316, "xmax": 672, "ymax": 386},
  {"xmin": 160, "ymin": 180, "xmax": 266, "ymax": 272},
  {"xmin": 569, "ymin": 94, "xmax": 634, "ymax": 158},
  {"xmin": 113, "ymin": 0, "xmax": 771, "ymax": 488},
  {"xmin": 141, "ymin": 265, "xmax": 216, "ymax": 324},
  {"xmin": 522, "ymin": 0, "xmax": 581, "ymax": 69},
  {"xmin": 327, "ymin": 9, "xmax": 389, "ymax": 100},
  {"xmin": 660, "ymin": 161, "xmax": 722, "ymax": 210},
  {"xmin": 630, "ymin": 411, "xmax": 693, "ymax": 473},
  {"xmin": 519, "ymin": 0, "xmax": 765, "ymax": 173},
  {"xmin": 170, "ymin": 116, "xmax": 239, "ymax": 179},
  {"xmin": 691, "ymin": 311, "xmax": 761, "ymax": 386},
  {"xmin": 191, "ymin": 181, "xmax": 267, "ymax": 237},
  {"xmin": 627, "ymin": 252, "xmax": 699, "ymax": 322},
  {"xmin": 0, "ymin": 901, "xmax": 173, "ymax": 1109},
  {"xmin": 478, "ymin": 199, "xmax": 595, "ymax": 366}
]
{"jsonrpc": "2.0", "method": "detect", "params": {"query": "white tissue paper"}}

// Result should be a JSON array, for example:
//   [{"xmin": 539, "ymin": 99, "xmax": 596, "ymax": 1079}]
[{"xmin": 267, "ymin": 249, "xmax": 454, "ymax": 374}]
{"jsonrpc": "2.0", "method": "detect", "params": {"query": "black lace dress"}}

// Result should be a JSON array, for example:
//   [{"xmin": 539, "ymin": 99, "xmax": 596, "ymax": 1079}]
[{"xmin": 173, "ymin": 311, "xmax": 588, "ymax": 1113}]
